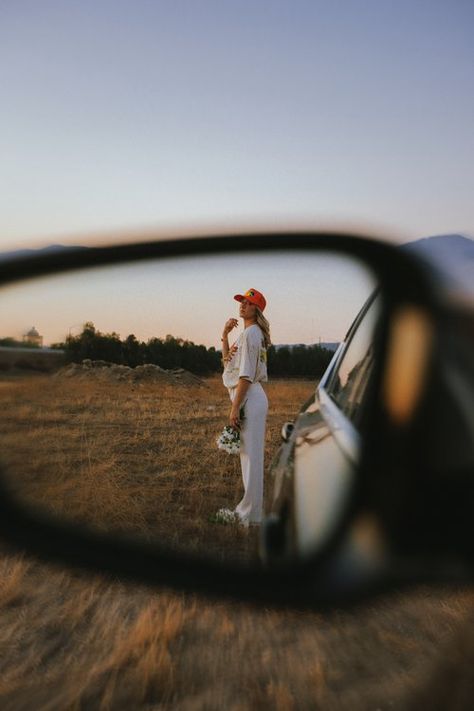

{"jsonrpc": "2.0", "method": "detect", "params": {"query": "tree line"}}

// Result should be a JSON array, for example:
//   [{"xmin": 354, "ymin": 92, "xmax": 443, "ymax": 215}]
[
  {"xmin": 0, "ymin": 337, "xmax": 40, "ymax": 348},
  {"xmin": 50, "ymin": 322, "xmax": 335, "ymax": 379},
  {"xmin": 52, "ymin": 322, "xmax": 221, "ymax": 375},
  {"xmin": 267, "ymin": 344, "xmax": 334, "ymax": 378}
]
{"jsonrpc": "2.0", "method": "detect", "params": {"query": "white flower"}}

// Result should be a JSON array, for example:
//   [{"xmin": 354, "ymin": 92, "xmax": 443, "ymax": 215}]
[
  {"xmin": 213, "ymin": 508, "xmax": 238, "ymax": 524},
  {"xmin": 216, "ymin": 425, "xmax": 241, "ymax": 454}
]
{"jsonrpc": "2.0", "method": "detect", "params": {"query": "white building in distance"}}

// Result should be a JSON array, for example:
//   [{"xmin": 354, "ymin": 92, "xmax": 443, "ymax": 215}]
[{"xmin": 23, "ymin": 326, "xmax": 43, "ymax": 348}]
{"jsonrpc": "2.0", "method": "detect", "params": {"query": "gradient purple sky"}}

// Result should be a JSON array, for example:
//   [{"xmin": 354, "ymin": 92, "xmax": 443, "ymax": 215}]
[
  {"xmin": 1, "ymin": 252, "xmax": 376, "ymax": 347},
  {"xmin": 1, "ymin": 1, "xmax": 473, "ymax": 251}
]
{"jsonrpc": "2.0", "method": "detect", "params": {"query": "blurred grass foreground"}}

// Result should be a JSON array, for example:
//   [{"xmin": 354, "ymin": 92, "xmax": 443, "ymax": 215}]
[{"xmin": 0, "ymin": 373, "xmax": 472, "ymax": 709}]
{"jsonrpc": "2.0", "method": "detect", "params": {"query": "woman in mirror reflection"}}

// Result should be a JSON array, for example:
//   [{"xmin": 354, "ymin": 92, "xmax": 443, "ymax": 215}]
[{"xmin": 219, "ymin": 288, "xmax": 270, "ymax": 527}]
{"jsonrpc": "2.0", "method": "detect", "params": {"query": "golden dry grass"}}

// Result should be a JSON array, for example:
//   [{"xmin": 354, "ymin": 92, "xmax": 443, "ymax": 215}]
[
  {"xmin": 0, "ymin": 375, "xmax": 312, "ymax": 561},
  {"xmin": 0, "ymin": 375, "xmax": 472, "ymax": 709},
  {"xmin": 0, "ymin": 551, "xmax": 471, "ymax": 710}
]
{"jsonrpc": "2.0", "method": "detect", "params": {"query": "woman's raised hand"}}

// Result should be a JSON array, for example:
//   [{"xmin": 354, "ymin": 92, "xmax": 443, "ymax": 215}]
[{"xmin": 223, "ymin": 318, "xmax": 238, "ymax": 336}]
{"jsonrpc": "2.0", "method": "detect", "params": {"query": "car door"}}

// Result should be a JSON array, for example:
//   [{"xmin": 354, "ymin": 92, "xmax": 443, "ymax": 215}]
[{"xmin": 266, "ymin": 294, "xmax": 381, "ymax": 560}]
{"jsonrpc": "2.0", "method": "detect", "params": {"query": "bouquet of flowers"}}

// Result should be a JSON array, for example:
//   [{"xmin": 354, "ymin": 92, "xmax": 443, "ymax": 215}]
[
  {"xmin": 216, "ymin": 405, "xmax": 245, "ymax": 455},
  {"xmin": 216, "ymin": 425, "xmax": 241, "ymax": 454}
]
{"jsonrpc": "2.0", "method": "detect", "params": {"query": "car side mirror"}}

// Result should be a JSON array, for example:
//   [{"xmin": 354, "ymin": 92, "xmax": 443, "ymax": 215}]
[{"xmin": 0, "ymin": 231, "xmax": 472, "ymax": 607}]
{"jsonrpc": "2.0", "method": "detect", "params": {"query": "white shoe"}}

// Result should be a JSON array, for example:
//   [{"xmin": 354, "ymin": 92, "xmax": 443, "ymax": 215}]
[
  {"xmin": 235, "ymin": 514, "xmax": 262, "ymax": 529},
  {"xmin": 240, "ymin": 519, "xmax": 261, "ymax": 529},
  {"xmin": 214, "ymin": 508, "xmax": 238, "ymax": 524}
]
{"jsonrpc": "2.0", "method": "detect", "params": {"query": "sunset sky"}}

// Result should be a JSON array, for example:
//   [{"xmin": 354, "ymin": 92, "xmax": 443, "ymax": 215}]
[
  {"xmin": 1, "ymin": 251, "xmax": 376, "ymax": 347},
  {"xmin": 1, "ymin": 1, "xmax": 473, "ymax": 252},
  {"xmin": 1, "ymin": 2, "xmax": 473, "ymax": 346}
]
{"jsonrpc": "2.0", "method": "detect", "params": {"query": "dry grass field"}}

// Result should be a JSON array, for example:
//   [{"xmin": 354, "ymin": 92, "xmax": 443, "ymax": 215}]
[
  {"xmin": 0, "ymin": 374, "xmax": 312, "ymax": 561},
  {"xmin": 0, "ymin": 373, "xmax": 472, "ymax": 709}
]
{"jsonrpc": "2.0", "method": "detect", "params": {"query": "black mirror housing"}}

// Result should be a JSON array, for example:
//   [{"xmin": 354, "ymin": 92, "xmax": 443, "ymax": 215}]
[{"xmin": 0, "ymin": 230, "xmax": 472, "ymax": 608}]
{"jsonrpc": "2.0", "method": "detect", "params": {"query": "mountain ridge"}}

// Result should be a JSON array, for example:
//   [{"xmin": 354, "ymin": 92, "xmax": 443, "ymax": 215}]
[{"xmin": 401, "ymin": 233, "xmax": 473, "ymax": 293}]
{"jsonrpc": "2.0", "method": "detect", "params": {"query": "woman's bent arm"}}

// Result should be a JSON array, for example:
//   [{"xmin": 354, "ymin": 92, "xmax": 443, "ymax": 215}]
[
  {"xmin": 221, "ymin": 333, "xmax": 230, "ymax": 364},
  {"xmin": 221, "ymin": 318, "xmax": 238, "ymax": 366}
]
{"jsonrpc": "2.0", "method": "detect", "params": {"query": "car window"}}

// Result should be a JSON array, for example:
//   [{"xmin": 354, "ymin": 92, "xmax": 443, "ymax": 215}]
[{"xmin": 324, "ymin": 297, "xmax": 380, "ymax": 428}]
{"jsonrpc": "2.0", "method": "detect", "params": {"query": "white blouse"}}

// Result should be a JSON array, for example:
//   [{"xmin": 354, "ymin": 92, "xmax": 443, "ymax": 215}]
[{"xmin": 222, "ymin": 324, "xmax": 268, "ymax": 389}]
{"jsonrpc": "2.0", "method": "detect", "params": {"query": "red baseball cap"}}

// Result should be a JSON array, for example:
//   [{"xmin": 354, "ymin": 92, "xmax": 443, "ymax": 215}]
[{"xmin": 234, "ymin": 288, "xmax": 266, "ymax": 312}]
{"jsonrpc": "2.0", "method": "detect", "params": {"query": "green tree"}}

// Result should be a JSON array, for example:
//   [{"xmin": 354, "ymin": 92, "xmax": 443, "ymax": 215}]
[{"xmin": 61, "ymin": 323, "xmax": 223, "ymax": 375}]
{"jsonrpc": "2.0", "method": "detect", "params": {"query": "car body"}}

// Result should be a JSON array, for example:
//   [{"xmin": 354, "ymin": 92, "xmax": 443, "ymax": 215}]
[
  {"xmin": 264, "ymin": 291, "xmax": 381, "ymax": 563},
  {"xmin": 263, "ymin": 235, "xmax": 474, "ymax": 584}
]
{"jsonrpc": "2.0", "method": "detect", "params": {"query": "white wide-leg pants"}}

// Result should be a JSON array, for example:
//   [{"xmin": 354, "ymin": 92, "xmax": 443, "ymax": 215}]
[{"xmin": 229, "ymin": 382, "xmax": 268, "ymax": 524}]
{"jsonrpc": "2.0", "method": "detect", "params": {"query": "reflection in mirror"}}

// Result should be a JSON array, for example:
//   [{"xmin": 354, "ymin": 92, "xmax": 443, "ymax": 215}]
[
  {"xmin": 0, "ymin": 250, "xmax": 378, "ymax": 567},
  {"xmin": 281, "ymin": 295, "xmax": 382, "ymax": 562}
]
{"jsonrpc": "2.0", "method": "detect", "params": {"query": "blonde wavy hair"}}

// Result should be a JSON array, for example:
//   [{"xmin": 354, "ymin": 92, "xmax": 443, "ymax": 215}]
[{"xmin": 255, "ymin": 308, "xmax": 271, "ymax": 349}]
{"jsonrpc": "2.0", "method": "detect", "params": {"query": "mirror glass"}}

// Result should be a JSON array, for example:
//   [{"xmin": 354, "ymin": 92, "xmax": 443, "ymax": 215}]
[{"xmin": 0, "ymin": 249, "xmax": 378, "ymax": 566}]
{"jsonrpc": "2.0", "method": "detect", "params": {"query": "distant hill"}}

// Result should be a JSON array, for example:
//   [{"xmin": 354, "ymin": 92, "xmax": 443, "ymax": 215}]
[
  {"xmin": 319, "ymin": 342, "xmax": 339, "ymax": 352},
  {"xmin": 0, "ymin": 244, "xmax": 89, "ymax": 262},
  {"xmin": 402, "ymin": 233, "xmax": 474, "ymax": 294},
  {"xmin": 273, "ymin": 342, "xmax": 339, "ymax": 352}
]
